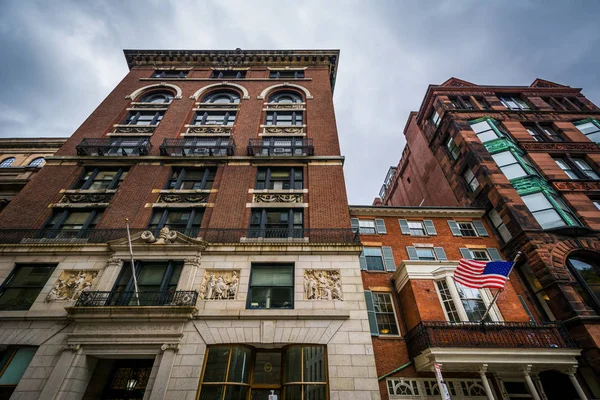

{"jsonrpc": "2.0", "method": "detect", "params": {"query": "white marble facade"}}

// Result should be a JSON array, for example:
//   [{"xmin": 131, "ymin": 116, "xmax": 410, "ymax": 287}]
[{"xmin": 0, "ymin": 239, "xmax": 380, "ymax": 400}]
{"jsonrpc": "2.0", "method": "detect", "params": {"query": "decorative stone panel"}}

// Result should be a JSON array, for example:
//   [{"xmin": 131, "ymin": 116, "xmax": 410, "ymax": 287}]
[
  {"xmin": 46, "ymin": 270, "xmax": 98, "ymax": 302},
  {"xmin": 520, "ymin": 142, "xmax": 600, "ymax": 153},
  {"xmin": 199, "ymin": 270, "xmax": 240, "ymax": 300},
  {"xmin": 60, "ymin": 191, "xmax": 115, "ymax": 204},
  {"xmin": 303, "ymin": 269, "xmax": 343, "ymax": 300},
  {"xmin": 186, "ymin": 126, "xmax": 232, "ymax": 135},
  {"xmin": 264, "ymin": 103, "xmax": 305, "ymax": 110},
  {"xmin": 158, "ymin": 192, "xmax": 209, "ymax": 203},
  {"xmin": 552, "ymin": 180, "xmax": 600, "ymax": 192},
  {"xmin": 262, "ymin": 126, "xmax": 304, "ymax": 135},
  {"xmin": 253, "ymin": 193, "xmax": 303, "ymax": 203},
  {"xmin": 113, "ymin": 126, "xmax": 156, "ymax": 134}
]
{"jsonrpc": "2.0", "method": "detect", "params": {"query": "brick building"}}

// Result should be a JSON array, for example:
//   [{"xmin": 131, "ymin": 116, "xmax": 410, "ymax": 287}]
[
  {"xmin": 377, "ymin": 77, "xmax": 600, "ymax": 398},
  {"xmin": 0, "ymin": 137, "xmax": 67, "ymax": 212},
  {"xmin": 0, "ymin": 49, "xmax": 379, "ymax": 399}
]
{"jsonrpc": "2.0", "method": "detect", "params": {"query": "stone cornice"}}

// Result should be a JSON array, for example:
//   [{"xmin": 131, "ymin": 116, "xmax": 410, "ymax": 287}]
[
  {"xmin": 45, "ymin": 155, "xmax": 345, "ymax": 165},
  {"xmin": 0, "ymin": 138, "xmax": 67, "ymax": 150},
  {"xmin": 349, "ymin": 205, "xmax": 486, "ymax": 218},
  {"xmin": 520, "ymin": 141, "xmax": 600, "ymax": 153},
  {"xmin": 123, "ymin": 49, "xmax": 340, "ymax": 92},
  {"xmin": 551, "ymin": 180, "xmax": 600, "ymax": 192}
]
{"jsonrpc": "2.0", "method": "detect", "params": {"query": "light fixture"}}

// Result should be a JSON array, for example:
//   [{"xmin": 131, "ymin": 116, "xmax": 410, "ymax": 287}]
[
  {"xmin": 380, "ymin": 329, "xmax": 390, "ymax": 334},
  {"xmin": 126, "ymin": 379, "xmax": 138, "ymax": 391}
]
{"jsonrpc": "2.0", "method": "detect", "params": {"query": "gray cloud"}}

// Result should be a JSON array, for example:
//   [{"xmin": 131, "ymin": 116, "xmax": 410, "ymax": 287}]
[{"xmin": 0, "ymin": 0, "xmax": 598, "ymax": 204}]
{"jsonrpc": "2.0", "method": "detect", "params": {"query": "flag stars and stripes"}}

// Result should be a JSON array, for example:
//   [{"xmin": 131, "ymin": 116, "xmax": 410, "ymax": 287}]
[{"xmin": 453, "ymin": 258, "xmax": 514, "ymax": 290}]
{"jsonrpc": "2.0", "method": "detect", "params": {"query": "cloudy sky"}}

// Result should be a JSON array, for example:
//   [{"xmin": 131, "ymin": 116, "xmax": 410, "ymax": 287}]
[{"xmin": 1, "ymin": 0, "xmax": 599, "ymax": 204}]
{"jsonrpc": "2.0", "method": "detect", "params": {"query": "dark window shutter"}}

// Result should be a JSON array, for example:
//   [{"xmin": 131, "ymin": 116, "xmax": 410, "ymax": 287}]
[
  {"xmin": 382, "ymin": 246, "xmax": 396, "ymax": 272},
  {"xmin": 351, "ymin": 218, "xmax": 360, "ymax": 234},
  {"xmin": 448, "ymin": 220, "xmax": 462, "ymax": 236},
  {"xmin": 399, "ymin": 219, "xmax": 410, "ymax": 235},
  {"xmin": 406, "ymin": 246, "xmax": 419, "ymax": 260},
  {"xmin": 518, "ymin": 295, "xmax": 536, "ymax": 322},
  {"xmin": 359, "ymin": 250, "xmax": 367, "ymax": 270},
  {"xmin": 364, "ymin": 290, "xmax": 379, "ymax": 336},
  {"xmin": 424, "ymin": 220, "xmax": 437, "ymax": 235},
  {"xmin": 375, "ymin": 219, "xmax": 387, "ymax": 234},
  {"xmin": 434, "ymin": 247, "xmax": 447, "ymax": 261},
  {"xmin": 459, "ymin": 248, "xmax": 473, "ymax": 259},
  {"xmin": 473, "ymin": 220, "xmax": 489, "ymax": 236},
  {"xmin": 487, "ymin": 248, "xmax": 503, "ymax": 261}
]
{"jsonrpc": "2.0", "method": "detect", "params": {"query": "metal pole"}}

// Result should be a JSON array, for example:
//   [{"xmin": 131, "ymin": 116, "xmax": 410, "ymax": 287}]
[
  {"xmin": 480, "ymin": 251, "xmax": 522, "ymax": 323},
  {"xmin": 126, "ymin": 218, "xmax": 140, "ymax": 306}
]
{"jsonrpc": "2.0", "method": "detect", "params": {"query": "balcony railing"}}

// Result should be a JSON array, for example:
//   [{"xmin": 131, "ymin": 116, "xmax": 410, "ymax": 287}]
[
  {"xmin": 76, "ymin": 138, "xmax": 152, "ymax": 156},
  {"xmin": 405, "ymin": 321, "xmax": 577, "ymax": 358},
  {"xmin": 247, "ymin": 138, "xmax": 314, "ymax": 156},
  {"xmin": 160, "ymin": 138, "xmax": 235, "ymax": 156},
  {"xmin": 0, "ymin": 228, "xmax": 359, "ymax": 245},
  {"xmin": 74, "ymin": 290, "xmax": 198, "ymax": 307}
]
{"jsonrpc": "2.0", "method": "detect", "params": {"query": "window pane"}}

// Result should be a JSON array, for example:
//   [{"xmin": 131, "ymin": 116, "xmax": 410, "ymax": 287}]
[
  {"xmin": 227, "ymin": 347, "xmax": 251, "ymax": 383},
  {"xmin": 477, "ymin": 130, "xmax": 499, "ymax": 142},
  {"xmin": 202, "ymin": 346, "xmax": 230, "ymax": 382},
  {"xmin": 471, "ymin": 121, "xmax": 492, "ymax": 134},
  {"xmin": 6, "ymin": 265, "xmax": 54, "ymax": 287},
  {"xmin": 416, "ymin": 248, "xmax": 435, "ymax": 260},
  {"xmin": 303, "ymin": 346, "xmax": 326, "ymax": 382},
  {"xmin": 576, "ymin": 122, "xmax": 597, "ymax": 134},
  {"xmin": 0, "ymin": 348, "xmax": 36, "ymax": 385},
  {"xmin": 253, "ymin": 352, "xmax": 281, "ymax": 385},
  {"xmin": 251, "ymin": 266, "xmax": 293, "ymax": 286},
  {"xmin": 283, "ymin": 347, "xmax": 302, "ymax": 383},
  {"xmin": 501, "ymin": 164, "xmax": 528, "ymax": 180},
  {"xmin": 492, "ymin": 152, "xmax": 517, "ymax": 167},
  {"xmin": 363, "ymin": 248, "xmax": 382, "ymax": 256},
  {"xmin": 533, "ymin": 209, "xmax": 565, "ymax": 229},
  {"xmin": 522, "ymin": 193, "xmax": 552, "ymax": 212},
  {"xmin": 199, "ymin": 385, "xmax": 224, "ymax": 400}
]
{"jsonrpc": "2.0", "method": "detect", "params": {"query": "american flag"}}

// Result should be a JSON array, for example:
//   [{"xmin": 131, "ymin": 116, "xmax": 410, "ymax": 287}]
[{"xmin": 453, "ymin": 258, "xmax": 514, "ymax": 289}]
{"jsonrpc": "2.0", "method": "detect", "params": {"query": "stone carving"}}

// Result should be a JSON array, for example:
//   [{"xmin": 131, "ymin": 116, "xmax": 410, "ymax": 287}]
[
  {"xmin": 46, "ymin": 270, "xmax": 98, "ymax": 302},
  {"xmin": 552, "ymin": 180, "xmax": 600, "ymax": 192},
  {"xmin": 253, "ymin": 193, "xmax": 303, "ymax": 203},
  {"xmin": 130, "ymin": 103, "xmax": 169, "ymax": 109},
  {"xmin": 264, "ymin": 127, "xmax": 304, "ymax": 134},
  {"xmin": 519, "ymin": 142, "xmax": 600, "ymax": 153},
  {"xmin": 197, "ymin": 103, "xmax": 239, "ymax": 109},
  {"xmin": 187, "ymin": 126, "xmax": 232, "ymax": 134},
  {"xmin": 265, "ymin": 103, "xmax": 304, "ymax": 110},
  {"xmin": 304, "ymin": 270, "xmax": 343, "ymax": 301},
  {"xmin": 61, "ymin": 344, "xmax": 81, "ymax": 352},
  {"xmin": 161, "ymin": 343, "xmax": 180, "ymax": 352},
  {"xmin": 114, "ymin": 126, "xmax": 156, "ymax": 134},
  {"xmin": 60, "ymin": 192, "xmax": 114, "ymax": 204},
  {"xmin": 199, "ymin": 270, "xmax": 240, "ymax": 300},
  {"xmin": 158, "ymin": 193, "xmax": 209, "ymax": 203},
  {"xmin": 141, "ymin": 227, "xmax": 178, "ymax": 244}
]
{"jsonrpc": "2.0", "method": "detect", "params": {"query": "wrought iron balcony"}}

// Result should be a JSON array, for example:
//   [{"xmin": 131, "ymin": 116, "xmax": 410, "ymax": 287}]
[
  {"xmin": 0, "ymin": 229, "xmax": 144, "ymax": 244},
  {"xmin": 76, "ymin": 138, "xmax": 152, "ymax": 156},
  {"xmin": 159, "ymin": 138, "xmax": 235, "ymax": 156},
  {"xmin": 74, "ymin": 290, "xmax": 198, "ymax": 307},
  {"xmin": 247, "ymin": 138, "xmax": 314, "ymax": 156},
  {"xmin": 405, "ymin": 321, "xmax": 576, "ymax": 358}
]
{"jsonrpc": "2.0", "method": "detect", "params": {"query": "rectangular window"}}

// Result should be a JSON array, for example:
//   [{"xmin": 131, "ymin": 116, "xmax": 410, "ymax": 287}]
[
  {"xmin": 445, "ymin": 136, "xmax": 460, "ymax": 160},
  {"xmin": 415, "ymin": 247, "xmax": 436, "ymax": 260},
  {"xmin": 358, "ymin": 220, "xmax": 376, "ymax": 235},
  {"xmin": 463, "ymin": 167, "xmax": 480, "ymax": 192},
  {"xmin": 371, "ymin": 292, "xmax": 400, "ymax": 335},
  {"xmin": 0, "ymin": 347, "xmax": 37, "ymax": 396},
  {"xmin": 499, "ymin": 95, "xmax": 531, "ymax": 110},
  {"xmin": 363, "ymin": 247, "xmax": 385, "ymax": 271},
  {"xmin": 193, "ymin": 110, "xmax": 236, "ymax": 126},
  {"xmin": 249, "ymin": 209, "xmax": 303, "ymax": 238},
  {"xmin": 408, "ymin": 221, "xmax": 426, "ymax": 236},
  {"xmin": 474, "ymin": 96, "xmax": 490, "ymax": 110},
  {"xmin": 455, "ymin": 282, "xmax": 491, "ymax": 322},
  {"xmin": 110, "ymin": 260, "xmax": 182, "ymax": 306},
  {"xmin": 255, "ymin": 167, "xmax": 303, "ymax": 190},
  {"xmin": 575, "ymin": 120, "xmax": 600, "ymax": 143},
  {"xmin": 44, "ymin": 209, "xmax": 103, "ymax": 238},
  {"xmin": 167, "ymin": 167, "xmax": 216, "ymax": 190},
  {"xmin": 572, "ymin": 158, "xmax": 600, "ymax": 180},
  {"xmin": 0, "ymin": 264, "xmax": 56, "ymax": 310},
  {"xmin": 458, "ymin": 222, "xmax": 477, "ymax": 237},
  {"xmin": 436, "ymin": 280, "xmax": 460, "ymax": 322},
  {"xmin": 524, "ymin": 123, "xmax": 563, "ymax": 142},
  {"xmin": 470, "ymin": 249, "xmax": 491, "ymax": 261},
  {"xmin": 73, "ymin": 168, "xmax": 128, "ymax": 190},
  {"xmin": 488, "ymin": 209, "xmax": 512, "ymax": 243},
  {"xmin": 265, "ymin": 111, "xmax": 303, "ymax": 126},
  {"xmin": 521, "ymin": 192, "xmax": 567, "ymax": 229},
  {"xmin": 210, "ymin": 70, "xmax": 246, "ymax": 79},
  {"xmin": 269, "ymin": 70, "xmax": 304, "ymax": 79},
  {"xmin": 256, "ymin": 137, "xmax": 309, "ymax": 156},
  {"xmin": 492, "ymin": 151, "xmax": 528, "ymax": 180},
  {"xmin": 430, "ymin": 111, "xmax": 441, "ymax": 128},
  {"xmin": 406, "ymin": 246, "xmax": 446, "ymax": 261},
  {"xmin": 152, "ymin": 70, "xmax": 188, "ymax": 78},
  {"xmin": 123, "ymin": 110, "xmax": 164, "ymax": 126},
  {"xmin": 248, "ymin": 264, "xmax": 293, "ymax": 309},
  {"xmin": 470, "ymin": 119, "xmax": 501, "ymax": 143},
  {"xmin": 449, "ymin": 96, "xmax": 474, "ymax": 110},
  {"xmin": 148, "ymin": 208, "xmax": 203, "ymax": 237},
  {"xmin": 593, "ymin": 200, "xmax": 600, "ymax": 211}
]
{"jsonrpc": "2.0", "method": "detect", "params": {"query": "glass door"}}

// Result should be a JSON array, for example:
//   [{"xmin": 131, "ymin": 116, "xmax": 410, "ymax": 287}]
[{"xmin": 251, "ymin": 351, "xmax": 282, "ymax": 399}]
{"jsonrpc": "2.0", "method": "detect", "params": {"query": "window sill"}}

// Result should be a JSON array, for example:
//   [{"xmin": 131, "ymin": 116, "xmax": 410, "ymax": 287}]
[
  {"xmin": 150, "ymin": 202, "xmax": 213, "ymax": 208},
  {"xmin": 364, "ymin": 270, "xmax": 390, "ymax": 274},
  {"xmin": 61, "ymin": 189, "xmax": 117, "ymax": 194},
  {"xmin": 106, "ymin": 132, "xmax": 153, "ymax": 137},
  {"xmin": 156, "ymin": 189, "xmax": 216, "ymax": 194},
  {"xmin": 375, "ymin": 335, "xmax": 403, "ymax": 340},
  {"xmin": 248, "ymin": 189, "xmax": 308, "ymax": 194}
]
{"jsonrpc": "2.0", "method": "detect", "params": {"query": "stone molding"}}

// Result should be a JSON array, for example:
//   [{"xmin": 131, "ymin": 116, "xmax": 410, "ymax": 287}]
[
  {"xmin": 59, "ymin": 191, "xmax": 115, "ymax": 204},
  {"xmin": 551, "ymin": 180, "xmax": 600, "ymax": 192},
  {"xmin": 253, "ymin": 193, "xmax": 303, "ymax": 204},
  {"xmin": 61, "ymin": 344, "xmax": 81, "ymax": 352},
  {"xmin": 185, "ymin": 125, "xmax": 233, "ymax": 135},
  {"xmin": 257, "ymin": 83, "xmax": 313, "ymax": 100},
  {"xmin": 161, "ymin": 343, "xmax": 180, "ymax": 352},
  {"xmin": 126, "ymin": 82, "xmax": 183, "ymax": 100},
  {"xmin": 519, "ymin": 142, "xmax": 600, "ymax": 153},
  {"xmin": 349, "ymin": 206, "xmax": 486, "ymax": 218},
  {"xmin": 157, "ymin": 192, "xmax": 209, "ymax": 204},
  {"xmin": 190, "ymin": 82, "xmax": 250, "ymax": 100}
]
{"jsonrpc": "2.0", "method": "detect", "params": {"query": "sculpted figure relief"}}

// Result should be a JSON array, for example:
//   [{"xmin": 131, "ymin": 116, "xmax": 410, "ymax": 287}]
[
  {"xmin": 46, "ymin": 270, "xmax": 98, "ymax": 302},
  {"xmin": 199, "ymin": 270, "xmax": 240, "ymax": 300},
  {"xmin": 303, "ymin": 270, "xmax": 343, "ymax": 301},
  {"xmin": 141, "ymin": 227, "xmax": 178, "ymax": 244}
]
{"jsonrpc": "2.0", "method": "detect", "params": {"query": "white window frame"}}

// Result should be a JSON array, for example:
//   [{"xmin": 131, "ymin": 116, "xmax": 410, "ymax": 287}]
[
  {"xmin": 408, "ymin": 221, "xmax": 426, "ymax": 236},
  {"xmin": 358, "ymin": 220, "xmax": 376, "ymax": 235},
  {"xmin": 469, "ymin": 249, "xmax": 491, "ymax": 261},
  {"xmin": 371, "ymin": 291, "xmax": 401, "ymax": 337},
  {"xmin": 414, "ymin": 247, "xmax": 437, "ymax": 261},
  {"xmin": 458, "ymin": 221, "xmax": 478, "ymax": 237}
]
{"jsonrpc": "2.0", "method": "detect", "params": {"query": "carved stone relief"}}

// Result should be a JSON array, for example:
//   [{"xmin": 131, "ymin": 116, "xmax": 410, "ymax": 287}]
[
  {"xmin": 46, "ymin": 270, "xmax": 98, "ymax": 302},
  {"xmin": 158, "ymin": 193, "xmax": 209, "ymax": 203},
  {"xmin": 199, "ymin": 270, "xmax": 240, "ymax": 300},
  {"xmin": 114, "ymin": 126, "xmax": 156, "ymax": 134},
  {"xmin": 304, "ymin": 270, "xmax": 343, "ymax": 301},
  {"xmin": 253, "ymin": 193, "xmax": 303, "ymax": 203},
  {"xmin": 141, "ymin": 227, "xmax": 177, "ymax": 244},
  {"xmin": 187, "ymin": 126, "xmax": 232, "ymax": 134},
  {"xmin": 263, "ymin": 127, "xmax": 304, "ymax": 134},
  {"xmin": 59, "ymin": 192, "xmax": 115, "ymax": 204}
]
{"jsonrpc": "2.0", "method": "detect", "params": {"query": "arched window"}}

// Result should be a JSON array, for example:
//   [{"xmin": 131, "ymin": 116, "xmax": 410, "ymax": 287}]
[
  {"xmin": 0, "ymin": 157, "xmax": 15, "ymax": 168},
  {"xmin": 138, "ymin": 90, "xmax": 174, "ymax": 104},
  {"xmin": 567, "ymin": 253, "xmax": 600, "ymax": 312},
  {"xmin": 28, "ymin": 157, "xmax": 45, "ymax": 168},
  {"xmin": 268, "ymin": 90, "xmax": 303, "ymax": 104},
  {"xmin": 201, "ymin": 90, "xmax": 241, "ymax": 104}
]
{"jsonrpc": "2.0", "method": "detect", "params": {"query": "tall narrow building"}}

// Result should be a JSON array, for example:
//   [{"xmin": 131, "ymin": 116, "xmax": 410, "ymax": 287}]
[
  {"xmin": 379, "ymin": 77, "xmax": 600, "ymax": 397},
  {"xmin": 0, "ymin": 49, "xmax": 380, "ymax": 399}
]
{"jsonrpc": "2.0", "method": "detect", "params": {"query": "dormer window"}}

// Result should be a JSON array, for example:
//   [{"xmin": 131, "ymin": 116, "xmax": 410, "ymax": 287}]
[
  {"xmin": 210, "ymin": 70, "xmax": 246, "ymax": 79},
  {"xmin": 269, "ymin": 70, "xmax": 304, "ymax": 79},
  {"xmin": 499, "ymin": 95, "xmax": 532, "ymax": 110},
  {"xmin": 152, "ymin": 70, "xmax": 188, "ymax": 79}
]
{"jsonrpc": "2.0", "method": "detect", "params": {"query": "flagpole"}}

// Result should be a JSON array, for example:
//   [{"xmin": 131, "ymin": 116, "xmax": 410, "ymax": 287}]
[
  {"xmin": 480, "ymin": 251, "xmax": 522, "ymax": 323},
  {"xmin": 125, "ymin": 218, "xmax": 140, "ymax": 306}
]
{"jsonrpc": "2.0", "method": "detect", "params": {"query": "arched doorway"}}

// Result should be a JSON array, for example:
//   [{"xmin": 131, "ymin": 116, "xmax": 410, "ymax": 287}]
[{"xmin": 538, "ymin": 370, "xmax": 579, "ymax": 400}]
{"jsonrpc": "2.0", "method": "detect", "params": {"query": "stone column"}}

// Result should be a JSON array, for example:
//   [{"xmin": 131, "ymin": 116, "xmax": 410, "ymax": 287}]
[
  {"xmin": 177, "ymin": 256, "xmax": 201, "ymax": 291},
  {"xmin": 478, "ymin": 364, "xmax": 495, "ymax": 400},
  {"xmin": 566, "ymin": 365, "xmax": 589, "ymax": 400},
  {"xmin": 532, "ymin": 376, "xmax": 548, "ymax": 400},
  {"xmin": 522, "ymin": 365, "xmax": 541, "ymax": 400},
  {"xmin": 95, "ymin": 257, "xmax": 123, "ymax": 291},
  {"xmin": 38, "ymin": 344, "xmax": 80, "ymax": 400},
  {"xmin": 149, "ymin": 343, "xmax": 179, "ymax": 400}
]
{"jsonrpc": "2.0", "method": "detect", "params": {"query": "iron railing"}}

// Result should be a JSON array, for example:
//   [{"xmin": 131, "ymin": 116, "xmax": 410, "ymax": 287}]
[
  {"xmin": 159, "ymin": 138, "xmax": 235, "ymax": 156},
  {"xmin": 76, "ymin": 138, "xmax": 152, "ymax": 156},
  {"xmin": 247, "ymin": 138, "xmax": 314, "ymax": 156},
  {"xmin": 404, "ymin": 321, "xmax": 577, "ymax": 358},
  {"xmin": 74, "ymin": 290, "xmax": 198, "ymax": 307},
  {"xmin": 0, "ymin": 228, "xmax": 359, "ymax": 244}
]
